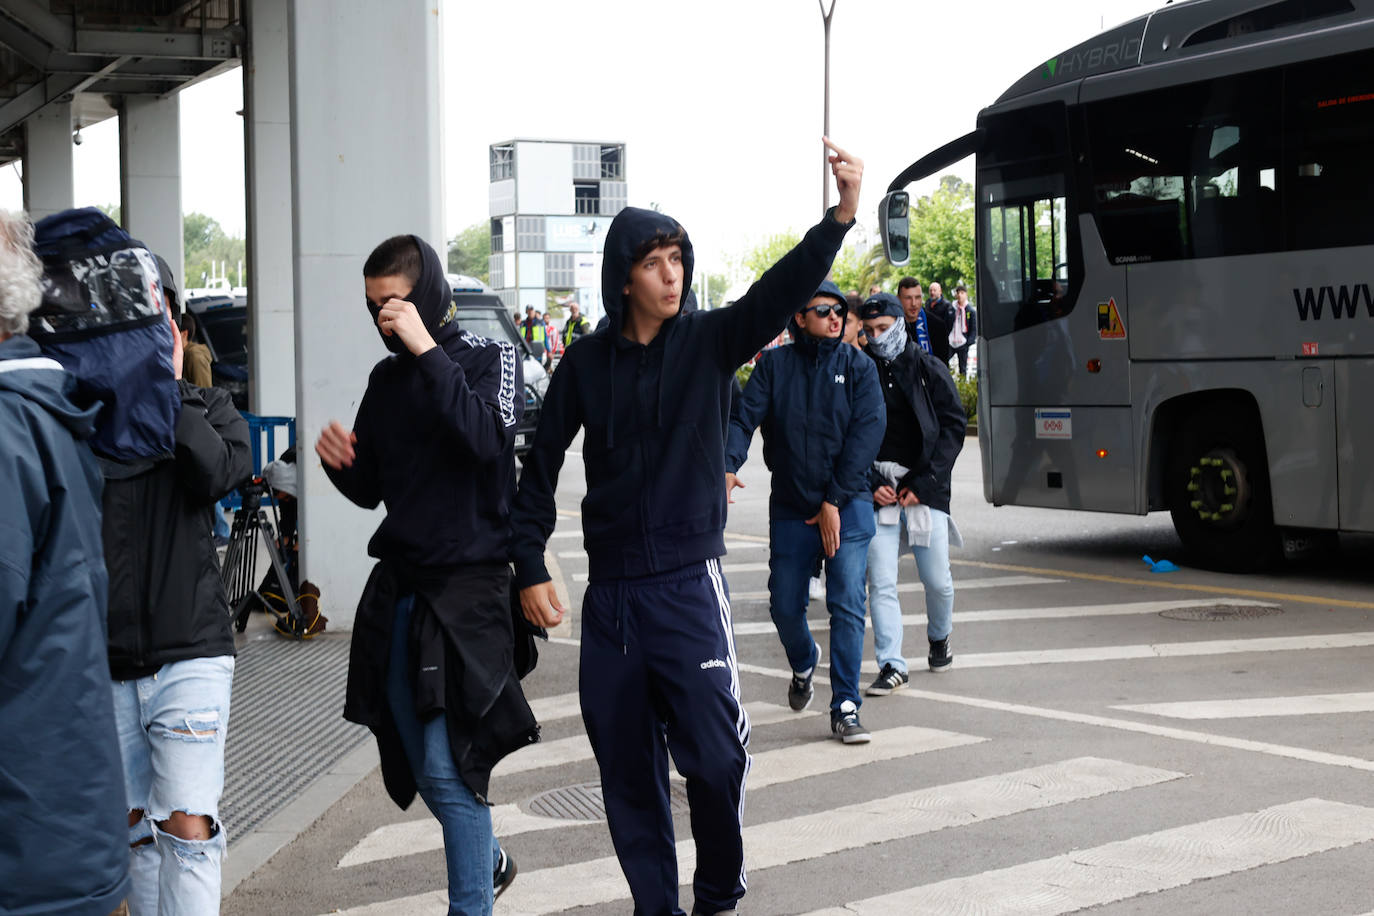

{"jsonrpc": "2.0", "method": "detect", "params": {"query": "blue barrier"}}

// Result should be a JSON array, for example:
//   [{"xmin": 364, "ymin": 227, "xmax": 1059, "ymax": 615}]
[{"xmin": 224, "ymin": 413, "xmax": 296, "ymax": 510}]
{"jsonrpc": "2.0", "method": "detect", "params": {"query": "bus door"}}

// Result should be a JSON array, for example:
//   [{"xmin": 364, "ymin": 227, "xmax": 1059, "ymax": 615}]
[{"xmin": 976, "ymin": 101, "xmax": 1136, "ymax": 513}]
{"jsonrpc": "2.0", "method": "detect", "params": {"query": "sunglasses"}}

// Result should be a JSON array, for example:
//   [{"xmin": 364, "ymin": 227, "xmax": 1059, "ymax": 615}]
[{"xmin": 803, "ymin": 303, "xmax": 847, "ymax": 319}]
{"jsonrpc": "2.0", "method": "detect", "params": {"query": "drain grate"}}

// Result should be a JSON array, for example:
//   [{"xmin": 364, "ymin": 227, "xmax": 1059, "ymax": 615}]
[
  {"xmin": 527, "ymin": 781, "xmax": 691, "ymax": 821},
  {"xmin": 221, "ymin": 633, "xmax": 370, "ymax": 840},
  {"xmin": 1160, "ymin": 604, "xmax": 1283, "ymax": 622}
]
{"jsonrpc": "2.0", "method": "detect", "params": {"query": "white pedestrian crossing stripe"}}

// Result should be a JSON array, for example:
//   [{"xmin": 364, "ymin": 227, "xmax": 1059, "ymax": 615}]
[
  {"xmin": 1112, "ymin": 691, "xmax": 1374, "ymax": 719},
  {"xmin": 337, "ymin": 723, "xmax": 979, "ymax": 869},
  {"xmin": 525, "ymin": 691, "xmax": 582, "ymax": 724},
  {"xmin": 731, "ymin": 597, "xmax": 1271, "ymax": 638},
  {"xmin": 801, "ymin": 798, "xmax": 1374, "ymax": 915},
  {"xmin": 856, "ymin": 631, "xmax": 1374, "ymax": 673},
  {"xmin": 728, "ymin": 574, "xmax": 1062, "ymax": 603},
  {"xmin": 351, "ymin": 757, "xmax": 1181, "ymax": 915}
]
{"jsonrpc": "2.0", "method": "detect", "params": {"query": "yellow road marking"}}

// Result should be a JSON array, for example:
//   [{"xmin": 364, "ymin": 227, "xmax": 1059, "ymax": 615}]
[{"xmin": 951, "ymin": 558, "xmax": 1374, "ymax": 610}]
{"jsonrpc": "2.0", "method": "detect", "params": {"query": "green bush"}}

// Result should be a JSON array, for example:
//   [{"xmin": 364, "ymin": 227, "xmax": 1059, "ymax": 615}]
[{"xmin": 954, "ymin": 373, "xmax": 978, "ymax": 425}]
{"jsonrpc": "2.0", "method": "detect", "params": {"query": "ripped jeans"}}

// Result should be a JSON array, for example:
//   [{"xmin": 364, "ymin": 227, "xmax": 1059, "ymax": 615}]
[{"xmin": 112, "ymin": 655, "xmax": 234, "ymax": 916}]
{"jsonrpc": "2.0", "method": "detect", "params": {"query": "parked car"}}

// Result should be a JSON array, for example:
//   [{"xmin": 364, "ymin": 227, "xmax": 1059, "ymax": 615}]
[
  {"xmin": 448, "ymin": 275, "xmax": 545, "ymax": 458},
  {"xmin": 186, "ymin": 294, "xmax": 249, "ymax": 408}
]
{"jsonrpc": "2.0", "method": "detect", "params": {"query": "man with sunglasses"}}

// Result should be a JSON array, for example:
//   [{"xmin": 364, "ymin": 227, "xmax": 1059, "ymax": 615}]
[{"xmin": 725, "ymin": 282, "xmax": 885, "ymax": 742}]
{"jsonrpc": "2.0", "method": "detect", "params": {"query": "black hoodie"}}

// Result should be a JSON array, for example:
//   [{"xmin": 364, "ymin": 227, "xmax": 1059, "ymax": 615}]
[
  {"xmin": 326, "ymin": 236, "xmax": 523, "ymax": 568},
  {"xmin": 510, "ymin": 206, "xmax": 853, "ymax": 586}
]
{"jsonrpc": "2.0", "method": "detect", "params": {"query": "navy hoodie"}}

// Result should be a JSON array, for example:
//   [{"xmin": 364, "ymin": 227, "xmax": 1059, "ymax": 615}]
[
  {"xmin": 326, "ymin": 237, "xmax": 523, "ymax": 568},
  {"xmin": 725, "ymin": 330, "xmax": 885, "ymax": 520},
  {"xmin": 510, "ymin": 207, "xmax": 853, "ymax": 586},
  {"xmin": 0, "ymin": 335, "xmax": 130, "ymax": 916}
]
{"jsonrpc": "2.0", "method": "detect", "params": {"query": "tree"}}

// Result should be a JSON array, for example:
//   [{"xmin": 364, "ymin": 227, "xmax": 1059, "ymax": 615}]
[
  {"xmin": 739, "ymin": 231, "xmax": 802, "ymax": 282},
  {"xmin": 904, "ymin": 174, "xmax": 976, "ymax": 300},
  {"xmin": 447, "ymin": 222, "xmax": 490, "ymax": 282},
  {"xmin": 181, "ymin": 212, "xmax": 245, "ymax": 291},
  {"xmin": 694, "ymin": 270, "xmax": 732, "ymax": 309}
]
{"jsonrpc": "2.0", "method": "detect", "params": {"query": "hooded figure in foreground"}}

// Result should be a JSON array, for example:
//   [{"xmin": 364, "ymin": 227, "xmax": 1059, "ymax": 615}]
[
  {"xmin": 510, "ymin": 139, "xmax": 865, "ymax": 916},
  {"xmin": 318, "ymin": 235, "xmax": 535, "ymax": 914}
]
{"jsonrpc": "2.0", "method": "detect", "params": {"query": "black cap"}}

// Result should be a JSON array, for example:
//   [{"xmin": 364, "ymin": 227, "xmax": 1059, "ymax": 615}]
[
  {"xmin": 154, "ymin": 254, "xmax": 179, "ymax": 313},
  {"xmin": 860, "ymin": 292, "xmax": 904, "ymax": 321}
]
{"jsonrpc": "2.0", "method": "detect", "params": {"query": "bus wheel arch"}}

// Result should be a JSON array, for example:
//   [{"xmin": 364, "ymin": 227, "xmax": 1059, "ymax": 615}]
[{"xmin": 1161, "ymin": 392, "xmax": 1279, "ymax": 572}]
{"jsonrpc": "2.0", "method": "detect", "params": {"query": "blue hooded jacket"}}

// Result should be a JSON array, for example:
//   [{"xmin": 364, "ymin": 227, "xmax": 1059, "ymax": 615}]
[
  {"xmin": 724, "ymin": 284, "xmax": 886, "ymax": 519},
  {"xmin": 510, "ymin": 207, "xmax": 853, "ymax": 585},
  {"xmin": 0, "ymin": 335, "xmax": 130, "ymax": 916}
]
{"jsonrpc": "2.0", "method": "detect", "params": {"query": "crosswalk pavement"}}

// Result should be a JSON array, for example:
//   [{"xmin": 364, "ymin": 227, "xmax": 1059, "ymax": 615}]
[{"xmin": 314, "ymin": 562, "xmax": 1374, "ymax": 915}]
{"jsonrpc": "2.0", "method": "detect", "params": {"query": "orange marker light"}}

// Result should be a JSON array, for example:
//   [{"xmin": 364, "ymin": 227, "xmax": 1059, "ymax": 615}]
[
  {"xmin": 1086, "ymin": 359, "xmax": 1102, "ymax": 373},
  {"xmin": 1096, "ymin": 448, "xmax": 1109, "ymax": 459}
]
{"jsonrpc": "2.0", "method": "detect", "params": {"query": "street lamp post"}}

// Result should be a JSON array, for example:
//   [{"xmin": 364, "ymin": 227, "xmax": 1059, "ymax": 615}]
[{"xmin": 819, "ymin": 0, "xmax": 837, "ymax": 216}]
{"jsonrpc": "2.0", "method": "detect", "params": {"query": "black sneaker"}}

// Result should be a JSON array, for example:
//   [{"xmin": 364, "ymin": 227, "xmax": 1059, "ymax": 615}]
[
  {"xmin": 928, "ymin": 637, "xmax": 953, "ymax": 672},
  {"xmin": 830, "ymin": 700, "xmax": 871, "ymax": 744},
  {"xmin": 493, "ymin": 847, "xmax": 517, "ymax": 900},
  {"xmin": 866, "ymin": 663, "xmax": 910, "ymax": 696},
  {"xmin": 788, "ymin": 643, "xmax": 821, "ymax": 711}
]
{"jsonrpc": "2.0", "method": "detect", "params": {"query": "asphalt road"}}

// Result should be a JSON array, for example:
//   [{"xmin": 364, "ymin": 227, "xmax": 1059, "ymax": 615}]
[{"xmin": 224, "ymin": 433, "xmax": 1374, "ymax": 916}]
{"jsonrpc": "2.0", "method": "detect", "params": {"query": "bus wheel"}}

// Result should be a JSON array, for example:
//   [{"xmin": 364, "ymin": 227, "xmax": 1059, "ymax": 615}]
[{"xmin": 1166, "ymin": 410, "xmax": 1279, "ymax": 572}]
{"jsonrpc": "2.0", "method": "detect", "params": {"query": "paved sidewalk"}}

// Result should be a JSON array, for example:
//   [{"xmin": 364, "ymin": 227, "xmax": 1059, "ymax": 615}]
[{"xmin": 222, "ymin": 609, "xmax": 372, "ymax": 896}]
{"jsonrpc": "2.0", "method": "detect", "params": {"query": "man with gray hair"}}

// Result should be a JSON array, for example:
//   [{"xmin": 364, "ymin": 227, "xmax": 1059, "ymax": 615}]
[{"xmin": 0, "ymin": 209, "xmax": 131, "ymax": 916}]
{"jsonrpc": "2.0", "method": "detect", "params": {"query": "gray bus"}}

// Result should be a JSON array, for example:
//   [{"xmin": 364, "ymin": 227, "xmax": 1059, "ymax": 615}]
[{"xmin": 880, "ymin": 0, "xmax": 1374, "ymax": 570}]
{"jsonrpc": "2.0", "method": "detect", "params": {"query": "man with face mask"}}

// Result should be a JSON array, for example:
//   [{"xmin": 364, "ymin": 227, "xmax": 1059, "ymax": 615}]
[
  {"xmin": 859, "ymin": 293, "xmax": 966, "ymax": 694},
  {"xmin": 726, "ymin": 281, "xmax": 885, "ymax": 743},
  {"xmin": 316, "ymin": 235, "xmax": 537, "ymax": 914}
]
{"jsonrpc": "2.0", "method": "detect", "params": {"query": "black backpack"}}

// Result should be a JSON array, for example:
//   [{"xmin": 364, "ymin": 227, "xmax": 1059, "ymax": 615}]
[{"xmin": 28, "ymin": 207, "xmax": 178, "ymax": 463}]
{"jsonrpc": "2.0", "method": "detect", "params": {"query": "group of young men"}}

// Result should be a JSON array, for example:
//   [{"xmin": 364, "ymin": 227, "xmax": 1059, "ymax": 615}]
[
  {"xmin": 1, "ymin": 210, "xmax": 251, "ymax": 916},
  {"xmin": 886, "ymin": 277, "xmax": 978, "ymax": 376},
  {"xmin": 309, "ymin": 137, "xmax": 969, "ymax": 916},
  {"xmin": 0, "ymin": 132, "xmax": 968, "ymax": 916}
]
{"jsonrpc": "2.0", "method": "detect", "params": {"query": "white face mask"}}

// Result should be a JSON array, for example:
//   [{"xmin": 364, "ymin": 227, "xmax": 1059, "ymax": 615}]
[{"xmin": 867, "ymin": 318, "xmax": 908, "ymax": 361}]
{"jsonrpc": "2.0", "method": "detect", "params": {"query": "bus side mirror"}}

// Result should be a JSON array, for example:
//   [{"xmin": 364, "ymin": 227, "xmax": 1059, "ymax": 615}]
[{"xmin": 880, "ymin": 191, "xmax": 910, "ymax": 266}]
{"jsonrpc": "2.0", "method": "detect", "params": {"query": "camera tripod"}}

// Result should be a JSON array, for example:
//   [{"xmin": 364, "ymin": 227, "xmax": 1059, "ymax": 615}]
[{"xmin": 221, "ymin": 479, "xmax": 305, "ymax": 636}]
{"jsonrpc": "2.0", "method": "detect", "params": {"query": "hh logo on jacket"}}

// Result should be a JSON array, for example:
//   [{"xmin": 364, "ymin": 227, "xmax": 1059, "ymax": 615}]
[{"xmin": 834, "ymin": 374, "xmax": 845, "ymax": 383}]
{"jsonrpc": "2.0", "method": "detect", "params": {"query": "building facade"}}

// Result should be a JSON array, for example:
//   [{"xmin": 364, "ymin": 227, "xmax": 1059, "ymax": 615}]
[{"xmin": 488, "ymin": 138, "xmax": 627, "ymax": 325}]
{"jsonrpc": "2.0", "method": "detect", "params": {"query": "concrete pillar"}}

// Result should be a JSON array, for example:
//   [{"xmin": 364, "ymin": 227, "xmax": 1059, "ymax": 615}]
[
  {"xmin": 243, "ymin": 0, "xmax": 296, "ymax": 416},
  {"xmin": 119, "ymin": 96, "xmax": 184, "ymax": 283},
  {"xmin": 288, "ymin": 0, "xmax": 445, "ymax": 628},
  {"xmin": 22, "ymin": 101, "xmax": 74, "ymax": 221}
]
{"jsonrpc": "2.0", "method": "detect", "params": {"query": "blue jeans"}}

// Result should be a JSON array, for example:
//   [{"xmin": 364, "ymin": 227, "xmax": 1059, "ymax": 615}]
[
  {"xmin": 113, "ymin": 655, "xmax": 234, "ymax": 916},
  {"xmin": 768, "ymin": 500, "xmax": 875, "ymax": 710},
  {"xmin": 866, "ymin": 506, "xmax": 955, "ymax": 673},
  {"xmin": 388, "ymin": 596, "xmax": 501, "ymax": 916}
]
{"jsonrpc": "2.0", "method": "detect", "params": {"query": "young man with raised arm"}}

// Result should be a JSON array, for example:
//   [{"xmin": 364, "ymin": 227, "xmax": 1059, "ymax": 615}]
[{"xmin": 511, "ymin": 140, "xmax": 863, "ymax": 916}]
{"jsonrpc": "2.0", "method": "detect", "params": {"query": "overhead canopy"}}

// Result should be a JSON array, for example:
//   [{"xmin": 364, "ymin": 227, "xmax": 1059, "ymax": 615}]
[
  {"xmin": 886, "ymin": 129, "xmax": 984, "ymax": 192},
  {"xmin": 0, "ymin": 1, "xmax": 243, "ymax": 163}
]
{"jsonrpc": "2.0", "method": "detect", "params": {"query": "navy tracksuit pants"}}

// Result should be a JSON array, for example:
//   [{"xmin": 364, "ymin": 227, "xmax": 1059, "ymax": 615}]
[{"xmin": 580, "ymin": 557, "xmax": 752, "ymax": 916}]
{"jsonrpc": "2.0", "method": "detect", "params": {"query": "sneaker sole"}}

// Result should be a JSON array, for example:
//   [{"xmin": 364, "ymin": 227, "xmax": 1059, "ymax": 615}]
[
  {"xmin": 495, "ymin": 860, "xmax": 518, "ymax": 900},
  {"xmin": 928, "ymin": 660, "xmax": 954, "ymax": 672},
  {"xmin": 840, "ymin": 732, "xmax": 872, "ymax": 744},
  {"xmin": 866, "ymin": 680, "xmax": 908, "ymax": 696}
]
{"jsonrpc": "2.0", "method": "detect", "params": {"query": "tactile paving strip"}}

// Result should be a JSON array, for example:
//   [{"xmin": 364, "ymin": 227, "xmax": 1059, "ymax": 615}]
[{"xmin": 221, "ymin": 633, "xmax": 369, "ymax": 839}]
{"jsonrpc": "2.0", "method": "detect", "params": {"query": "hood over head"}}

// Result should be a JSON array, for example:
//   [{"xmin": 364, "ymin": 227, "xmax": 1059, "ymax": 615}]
[
  {"xmin": 810, "ymin": 280, "xmax": 847, "ymax": 310},
  {"xmin": 0, "ymin": 335, "xmax": 99, "ymax": 438},
  {"xmin": 367, "ymin": 235, "xmax": 454, "ymax": 355},
  {"xmin": 600, "ymin": 207, "xmax": 695, "ymax": 333},
  {"xmin": 860, "ymin": 292, "xmax": 904, "ymax": 322}
]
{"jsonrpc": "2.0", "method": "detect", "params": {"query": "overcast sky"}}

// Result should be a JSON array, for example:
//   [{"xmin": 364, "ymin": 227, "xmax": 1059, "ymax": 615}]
[{"xmin": 0, "ymin": 0, "xmax": 1159, "ymax": 274}]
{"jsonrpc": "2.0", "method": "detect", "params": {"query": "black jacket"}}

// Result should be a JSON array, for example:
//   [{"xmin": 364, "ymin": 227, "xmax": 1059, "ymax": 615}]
[
  {"xmin": 103, "ymin": 380, "xmax": 251, "ymax": 680},
  {"xmin": 510, "ymin": 207, "xmax": 853, "ymax": 586},
  {"xmin": 325, "ymin": 237, "xmax": 523, "ymax": 568},
  {"xmin": 865, "ymin": 340, "xmax": 966, "ymax": 514},
  {"xmin": 725, "ymin": 333, "xmax": 885, "ymax": 520},
  {"xmin": 344, "ymin": 561, "xmax": 539, "ymax": 805}
]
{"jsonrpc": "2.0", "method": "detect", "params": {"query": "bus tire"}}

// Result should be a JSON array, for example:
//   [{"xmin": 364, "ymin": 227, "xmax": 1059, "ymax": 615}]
[{"xmin": 1166, "ymin": 408, "xmax": 1279, "ymax": 572}]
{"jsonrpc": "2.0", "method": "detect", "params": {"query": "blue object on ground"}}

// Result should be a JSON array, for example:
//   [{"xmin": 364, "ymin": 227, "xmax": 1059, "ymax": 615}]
[{"xmin": 1142, "ymin": 555, "xmax": 1180, "ymax": 573}]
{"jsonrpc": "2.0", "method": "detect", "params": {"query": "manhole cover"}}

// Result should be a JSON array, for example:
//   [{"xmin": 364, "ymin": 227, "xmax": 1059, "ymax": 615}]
[
  {"xmin": 526, "ymin": 781, "xmax": 691, "ymax": 821},
  {"xmin": 1159, "ymin": 604, "xmax": 1283, "ymax": 621}
]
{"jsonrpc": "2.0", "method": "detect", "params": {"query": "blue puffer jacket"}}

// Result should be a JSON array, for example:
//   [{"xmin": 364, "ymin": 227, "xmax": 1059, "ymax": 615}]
[
  {"xmin": 0, "ymin": 335, "xmax": 129, "ymax": 916},
  {"xmin": 725, "ymin": 332, "xmax": 886, "ymax": 520}
]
